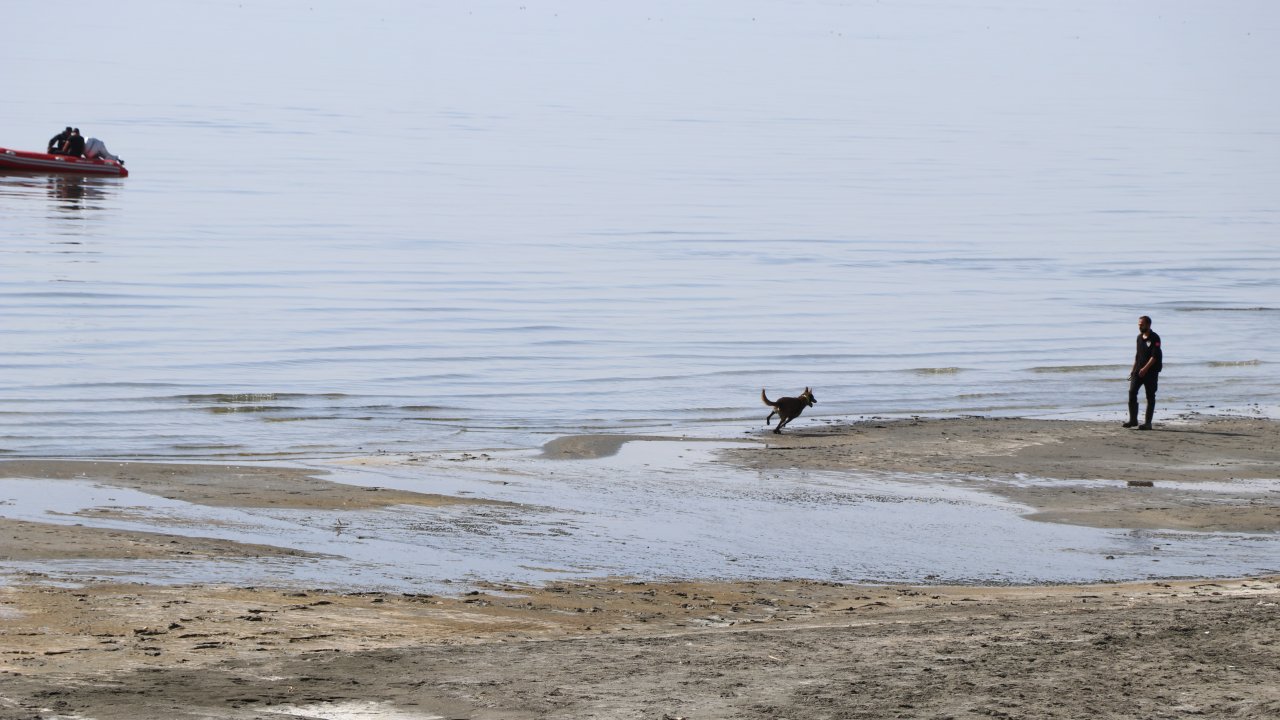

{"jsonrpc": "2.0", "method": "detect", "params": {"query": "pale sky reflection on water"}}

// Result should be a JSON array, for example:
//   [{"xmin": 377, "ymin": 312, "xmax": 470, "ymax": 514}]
[{"xmin": 1, "ymin": 3, "xmax": 1277, "ymax": 455}]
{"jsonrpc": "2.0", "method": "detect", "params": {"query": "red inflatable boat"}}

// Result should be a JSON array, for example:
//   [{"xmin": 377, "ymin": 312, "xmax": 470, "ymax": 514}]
[{"xmin": 0, "ymin": 146, "xmax": 129, "ymax": 177}]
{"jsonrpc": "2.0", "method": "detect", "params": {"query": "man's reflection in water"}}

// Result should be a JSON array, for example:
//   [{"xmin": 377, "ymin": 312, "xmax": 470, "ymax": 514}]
[
  {"xmin": 41, "ymin": 174, "xmax": 122, "ymax": 214},
  {"xmin": 0, "ymin": 172, "xmax": 121, "ymax": 229}
]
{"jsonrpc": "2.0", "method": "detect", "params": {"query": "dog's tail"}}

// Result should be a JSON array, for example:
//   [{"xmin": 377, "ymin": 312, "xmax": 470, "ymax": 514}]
[{"xmin": 761, "ymin": 389, "xmax": 775, "ymax": 407}]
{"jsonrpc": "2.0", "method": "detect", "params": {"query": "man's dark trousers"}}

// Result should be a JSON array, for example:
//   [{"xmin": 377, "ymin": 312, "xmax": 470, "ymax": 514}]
[{"xmin": 1128, "ymin": 372, "xmax": 1159, "ymax": 425}]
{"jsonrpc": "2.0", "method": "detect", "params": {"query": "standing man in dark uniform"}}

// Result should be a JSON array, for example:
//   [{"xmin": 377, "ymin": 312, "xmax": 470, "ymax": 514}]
[{"xmin": 1124, "ymin": 315, "xmax": 1162, "ymax": 430}]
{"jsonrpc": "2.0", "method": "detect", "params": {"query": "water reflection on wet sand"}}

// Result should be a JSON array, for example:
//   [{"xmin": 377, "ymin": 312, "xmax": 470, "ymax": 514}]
[{"xmin": 2, "ymin": 428, "xmax": 1275, "ymax": 592}]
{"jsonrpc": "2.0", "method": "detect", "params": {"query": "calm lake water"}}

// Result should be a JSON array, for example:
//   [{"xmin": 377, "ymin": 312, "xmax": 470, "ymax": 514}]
[{"xmin": 3, "ymin": 0, "xmax": 1278, "ymax": 460}]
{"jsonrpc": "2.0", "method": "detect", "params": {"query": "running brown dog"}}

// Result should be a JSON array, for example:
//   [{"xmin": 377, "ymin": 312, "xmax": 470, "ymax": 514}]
[{"xmin": 761, "ymin": 388, "xmax": 816, "ymax": 434}]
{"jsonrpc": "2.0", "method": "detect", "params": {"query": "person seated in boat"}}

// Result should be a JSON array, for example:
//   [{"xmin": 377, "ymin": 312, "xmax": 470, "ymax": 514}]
[
  {"xmin": 84, "ymin": 137, "xmax": 123, "ymax": 164},
  {"xmin": 62, "ymin": 128, "xmax": 86, "ymax": 158},
  {"xmin": 47, "ymin": 126, "xmax": 73, "ymax": 154}
]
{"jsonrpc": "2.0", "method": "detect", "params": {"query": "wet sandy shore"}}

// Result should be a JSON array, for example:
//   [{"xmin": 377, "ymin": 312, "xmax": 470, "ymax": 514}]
[{"xmin": 1, "ymin": 415, "xmax": 1277, "ymax": 719}]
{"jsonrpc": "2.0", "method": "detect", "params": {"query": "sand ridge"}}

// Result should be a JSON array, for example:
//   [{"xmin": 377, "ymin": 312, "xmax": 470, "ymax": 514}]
[
  {"xmin": 0, "ymin": 459, "xmax": 508, "ymax": 511},
  {"xmin": 725, "ymin": 415, "xmax": 1280, "ymax": 534}
]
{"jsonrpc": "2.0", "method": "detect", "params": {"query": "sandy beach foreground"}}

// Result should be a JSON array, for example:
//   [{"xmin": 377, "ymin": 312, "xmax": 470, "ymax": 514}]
[{"xmin": 1, "ymin": 416, "xmax": 1278, "ymax": 719}]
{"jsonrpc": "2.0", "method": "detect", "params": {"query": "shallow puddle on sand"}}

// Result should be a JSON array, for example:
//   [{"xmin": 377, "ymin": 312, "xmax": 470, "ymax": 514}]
[
  {"xmin": 997, "ymin": 474, "xmax": 1280, "ymax": 496},
  {"xmin": 263, "ymin": 701, "xmax": 445, "ymax": 719},
  {"xmin": 1, "ymin": 440, "xmax": 1276, "ymax": 591},
  {"xmin": 38, "ymin": 701, "xmax": 445, "ymax": 720}
]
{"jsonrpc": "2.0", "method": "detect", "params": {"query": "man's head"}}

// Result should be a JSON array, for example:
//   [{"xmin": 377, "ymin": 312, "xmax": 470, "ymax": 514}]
[{"xmin": 1138, "ymin": 315, "xmax": 1152, "ymax": 333}]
